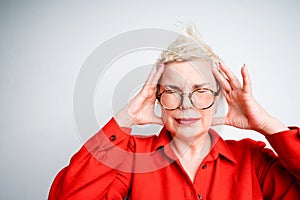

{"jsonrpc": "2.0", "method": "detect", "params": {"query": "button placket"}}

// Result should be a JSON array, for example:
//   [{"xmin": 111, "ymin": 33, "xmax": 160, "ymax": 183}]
[
  {"xmin": 109, "ymin": 135, "xmax": 116, "ymax": 141},
  {"xmin": 198, "ymin": 194, "xmax": 203, "ymax": 200}
]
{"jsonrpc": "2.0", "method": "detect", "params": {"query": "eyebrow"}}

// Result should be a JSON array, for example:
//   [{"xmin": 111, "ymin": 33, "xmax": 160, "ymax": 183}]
[{"xmin": 162, "ymin": 82, "xmax": 210, "ymax": 90}]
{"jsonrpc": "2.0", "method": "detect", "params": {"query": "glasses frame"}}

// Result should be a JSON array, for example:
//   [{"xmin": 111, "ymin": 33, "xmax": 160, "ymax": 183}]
[{"xmin": 156, "ymin": 87, "xmax": 220, "ymax": 110}]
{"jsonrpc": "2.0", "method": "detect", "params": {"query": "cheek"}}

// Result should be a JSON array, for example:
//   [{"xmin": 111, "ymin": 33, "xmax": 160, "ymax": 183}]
[
  {"xmin": 160, "ymin": 109, "xmax": 177, "ymax": 131},
  {"xmin": 161, "ymin": 109, "xmax": 171, "ymax": 124},
  {"xmin": 160, "ymin": 110, "xmax": 179, "ymax": 136},
  {"xmin": 202, "ymin": 109, "xmax": 215, "ymax": 123}
]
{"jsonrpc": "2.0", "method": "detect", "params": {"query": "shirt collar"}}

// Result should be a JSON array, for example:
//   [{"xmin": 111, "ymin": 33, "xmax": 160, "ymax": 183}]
[
  {"xmin": 152, "ymin": 127, "xmax": 237, "ymax": 164},
  {"xmin": 151, "ymin": 127, "xmax": 177, "ymax": 160},
  {"xmin": 207, "ymin": 128, "xmax": 237, "ymax": 164}
]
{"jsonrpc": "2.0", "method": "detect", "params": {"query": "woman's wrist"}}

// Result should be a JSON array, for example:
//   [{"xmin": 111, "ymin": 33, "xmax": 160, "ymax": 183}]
[
  {"xmin": 114, "ymin": 106, "xmax": 134, "ymax": 128},
  {"xmin": 258, "ymin": 116, "xmax": 289, "ymax": 135}
]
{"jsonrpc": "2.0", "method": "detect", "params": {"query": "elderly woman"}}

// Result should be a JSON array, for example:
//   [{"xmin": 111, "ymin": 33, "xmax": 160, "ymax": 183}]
[{"xmin": 49, "ymin": 25, "xmax": 300, "ymax": 199}]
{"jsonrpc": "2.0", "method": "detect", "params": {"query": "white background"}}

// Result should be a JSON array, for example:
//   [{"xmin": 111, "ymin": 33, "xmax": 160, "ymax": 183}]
[{"xmin": 1, "ymin": 0, "xmax": 300, "ymax": 199}]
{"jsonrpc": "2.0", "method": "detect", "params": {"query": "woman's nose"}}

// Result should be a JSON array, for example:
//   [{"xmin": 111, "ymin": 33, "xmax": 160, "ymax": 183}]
[{"xmin": 180, "ymin": 93, "xmax": 193, "ymax": 110}]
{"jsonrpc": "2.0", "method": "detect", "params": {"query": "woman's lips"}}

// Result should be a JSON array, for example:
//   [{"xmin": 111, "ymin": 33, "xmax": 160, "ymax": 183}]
[{"xmin": 175, "ymin": 118, "xmax": 200, "ymax": 125}]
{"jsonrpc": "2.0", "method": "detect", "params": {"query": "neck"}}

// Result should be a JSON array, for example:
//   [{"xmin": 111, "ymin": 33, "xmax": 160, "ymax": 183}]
[{"xmin": 170, "ymin": 131, "xmax": 212, "ymax": 161}]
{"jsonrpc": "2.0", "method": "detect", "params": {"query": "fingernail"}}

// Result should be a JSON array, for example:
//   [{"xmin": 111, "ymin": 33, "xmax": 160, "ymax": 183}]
[{"xmin": 218, "ymin": 62, "xmax": 225, "ymax": 69}]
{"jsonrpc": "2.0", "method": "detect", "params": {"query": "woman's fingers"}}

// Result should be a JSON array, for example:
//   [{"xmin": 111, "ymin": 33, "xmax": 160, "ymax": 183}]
[
  {"xmin": 241, "ymin": 64, "xmax": 252, "ymax": 94},
  {"xmin": 137, "ymin": 63, "xmax": 164, "ymax": 100},
  {"xmin": 153, "ymin": 63, "xmax": 165, "ymax": 83},
  {"xmin": 212, "ymin": 65, "xmax": 231, "ymax": 95},
  {"xmin": 128, "ymin": 63, "xmax": 165, "ymax": 120},
  {"xmin": 129, "ymin": 95, "xmax": 145, "ymax": 114},
  {"xmin": 213, "ymin": 62, "xmax": 252, "ymax": 97},
  {"xmin": 218, "ymin": 62, "xmax": 242, "ymax": 90},
  {"xmin": 144, "ymin": 63, "xmax": 165, "ymax": 88}
]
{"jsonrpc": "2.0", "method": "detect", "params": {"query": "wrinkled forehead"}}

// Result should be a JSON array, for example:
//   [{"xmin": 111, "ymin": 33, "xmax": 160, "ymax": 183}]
[{"xmin": 160, "ymin": 59, "xmax": 217, "ymax": 90}]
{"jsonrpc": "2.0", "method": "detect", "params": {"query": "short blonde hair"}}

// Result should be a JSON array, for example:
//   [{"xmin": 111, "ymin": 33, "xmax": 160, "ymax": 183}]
[
  {"xmin": 157, "ymin": 24, "xmax": 222, "ymax": 65},
  {"xmin": 156, "ymin": 24, "xmax": 224, "ymax": 98}
]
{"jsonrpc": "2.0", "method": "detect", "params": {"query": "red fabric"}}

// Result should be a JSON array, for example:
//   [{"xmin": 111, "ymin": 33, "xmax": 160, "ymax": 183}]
[{"xmin": 49, "ymin": 118, "xmax": 300, "ymax": 199}]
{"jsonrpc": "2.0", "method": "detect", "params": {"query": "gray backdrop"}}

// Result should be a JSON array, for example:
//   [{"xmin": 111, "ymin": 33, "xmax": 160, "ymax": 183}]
[{"xmin": 1, "ymin": 0, "xmax": 300, "ymax": 199}]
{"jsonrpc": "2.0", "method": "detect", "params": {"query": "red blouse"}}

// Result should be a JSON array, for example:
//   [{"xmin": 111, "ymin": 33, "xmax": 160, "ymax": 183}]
[{"xmin": 49, "ymin": 118, "xmax": 300, "ymax": 199}]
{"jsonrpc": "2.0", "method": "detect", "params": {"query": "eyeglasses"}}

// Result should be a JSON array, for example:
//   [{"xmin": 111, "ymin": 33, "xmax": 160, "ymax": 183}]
[{"xmin": 156, "ymin": 88, "xmax": 219, "ymax": 110}]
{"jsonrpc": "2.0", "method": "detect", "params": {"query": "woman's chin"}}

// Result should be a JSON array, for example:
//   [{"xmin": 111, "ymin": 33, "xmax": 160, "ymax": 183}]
[
  {"xmin": 171, "ymin": 124, "xmax": 204, "ymax": 140},
  {"xmin": 164, "ymin": 118, "xmax": 209, "ymax": 140}
]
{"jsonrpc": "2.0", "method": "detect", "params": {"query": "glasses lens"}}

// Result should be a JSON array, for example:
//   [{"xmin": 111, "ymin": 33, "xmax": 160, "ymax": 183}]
[
  {"xmin": 191, "ymin": 89, "xmax": 214, "ymax": 109},
  {"xmin": 160, "ymin": 91, "xmax": 181, "ymax": 109}
]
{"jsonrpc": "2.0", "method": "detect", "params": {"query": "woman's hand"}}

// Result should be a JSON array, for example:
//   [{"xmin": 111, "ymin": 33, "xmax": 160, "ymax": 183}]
[
  {"xmin": 212, "ymin": 62, "xmax": 288, "ymax": 135},
  {"xmin": 114, "ymin": 64, "xmax": 165, "ymax": 127}
]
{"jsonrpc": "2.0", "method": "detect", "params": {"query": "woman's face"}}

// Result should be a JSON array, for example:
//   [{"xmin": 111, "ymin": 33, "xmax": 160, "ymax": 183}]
[{"xmin": 159, "ymin": 59, "xmax": 219, "ymax": 141}]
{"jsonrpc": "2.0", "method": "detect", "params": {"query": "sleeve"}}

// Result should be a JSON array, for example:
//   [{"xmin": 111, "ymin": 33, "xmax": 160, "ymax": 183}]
[
  {"xmin": 48, "ymin": 118, "xmax": 135, "ymax": 200},
  {"xmin": 254, "ymin": 127, "xmax": 300, "ymax": 199}
]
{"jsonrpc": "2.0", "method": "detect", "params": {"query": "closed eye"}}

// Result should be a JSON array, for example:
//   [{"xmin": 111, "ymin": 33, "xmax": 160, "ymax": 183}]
[{"xmin": 165, "ymin": 90, "xmax": 178, "ymax": 94}]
